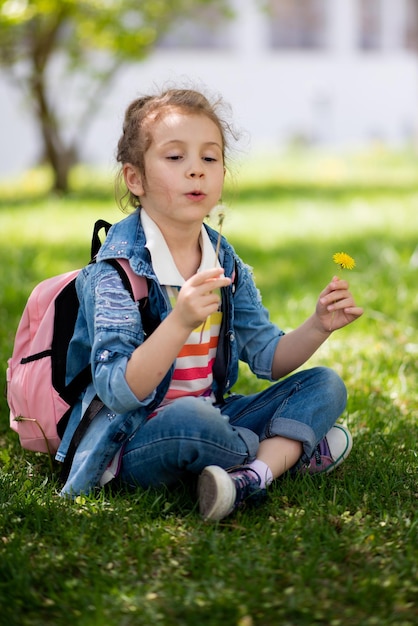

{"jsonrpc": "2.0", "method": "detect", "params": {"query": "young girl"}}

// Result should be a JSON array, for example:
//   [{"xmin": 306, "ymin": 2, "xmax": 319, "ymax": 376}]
[{"xmin": 57, "ymin": 88, "xmax": 363, "ymax": 520}]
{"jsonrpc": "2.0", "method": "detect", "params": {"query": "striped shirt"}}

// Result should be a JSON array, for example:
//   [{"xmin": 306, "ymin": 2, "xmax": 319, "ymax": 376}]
[
  {"xmin": 163, "ymin": 286, "xmax": 221, "ymax": 402},
  {"xmin": 141, "ymin": 210, "xmax": 221, "ymax": 412}
]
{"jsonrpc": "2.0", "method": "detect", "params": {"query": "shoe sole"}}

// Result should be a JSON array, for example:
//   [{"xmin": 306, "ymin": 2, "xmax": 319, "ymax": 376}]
[{"xmin": 198, "ymin": 465, "xmax": 236, "ymax": 521}]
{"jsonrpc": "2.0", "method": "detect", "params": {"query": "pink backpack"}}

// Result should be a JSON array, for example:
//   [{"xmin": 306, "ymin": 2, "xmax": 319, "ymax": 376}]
[{"xmin": 6, "ymin": 221, "xmax": 147, "ymax": 456}]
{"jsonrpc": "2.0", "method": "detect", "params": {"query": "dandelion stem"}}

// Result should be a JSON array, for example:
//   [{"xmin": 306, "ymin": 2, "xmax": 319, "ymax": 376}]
[
  {"xmin": 329, "ymin": 251, "xmax": 356, "ymax": 331},
  {"xmin": 214, "ymin": 214, "xmax": 225, "ymax": 260},
  {"xmin": 199, "ymin": 213, "xmax": 225, "ymax": 343}
]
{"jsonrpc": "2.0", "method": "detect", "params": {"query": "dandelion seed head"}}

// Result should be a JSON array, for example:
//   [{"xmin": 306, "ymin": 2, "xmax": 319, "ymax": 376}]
[{"xmin": 207, "ymin": 203, "xmax": 228, "ymax": 229}]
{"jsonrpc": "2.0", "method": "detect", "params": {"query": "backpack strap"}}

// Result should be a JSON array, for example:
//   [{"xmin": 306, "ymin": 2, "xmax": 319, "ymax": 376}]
[
  {"xmin": 106, "ymin": 258, "xmax": 160, "ymax": 339},
  {"xmin": 60, "ymin": 395, "xmax": 106, "ymax": 484},
  {"xmin": 91, "ymin": 220, "xmax": 112, "ymax": 259},
  {"xmin": 106, "ymin": 258, "xmax": 148, "ymax": 302},
  {"xmin": 212, "ymin": 260, "xmax": 238, "ymax": 405}
]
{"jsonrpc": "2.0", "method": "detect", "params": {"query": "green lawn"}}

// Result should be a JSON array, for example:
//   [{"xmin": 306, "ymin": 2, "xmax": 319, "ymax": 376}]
[{"xmin": 0, "ymin": 150, "xmax": 417, "ymax": 626}]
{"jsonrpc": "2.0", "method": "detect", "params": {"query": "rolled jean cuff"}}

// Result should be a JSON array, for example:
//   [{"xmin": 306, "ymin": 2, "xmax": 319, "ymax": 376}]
[
  {"xmin": 262, "ymin": 417, "xmax": 317, "ymax": 461},
  {"xmin": 233, "ymin": 425, "xmax": 261, "ymax": 463}
]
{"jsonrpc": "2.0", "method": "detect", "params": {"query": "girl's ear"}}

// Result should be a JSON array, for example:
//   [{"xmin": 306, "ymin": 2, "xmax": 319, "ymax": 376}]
[{"xmin": 123, "ymin": 163, "xmax": 145, "ymax": 196}]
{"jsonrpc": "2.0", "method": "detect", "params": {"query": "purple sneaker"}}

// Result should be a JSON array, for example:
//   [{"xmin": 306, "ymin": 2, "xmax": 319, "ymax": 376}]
[
  {"xmin": 198, "ymin": 465, "xmax": 266, "ymax": 521},
  {"xmin": 307, "ymin": 424, "xmax": 353, "ymax": 474}
]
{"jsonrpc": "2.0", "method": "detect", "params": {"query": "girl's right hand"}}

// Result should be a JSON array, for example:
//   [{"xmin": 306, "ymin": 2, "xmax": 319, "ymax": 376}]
[{"xmin": 174, "ymin": 267, "xmax": 231, "ymax": 331}]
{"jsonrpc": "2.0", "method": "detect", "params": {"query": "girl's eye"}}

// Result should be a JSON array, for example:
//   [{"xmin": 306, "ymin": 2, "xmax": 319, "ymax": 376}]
[
  {"xmin": 203, "ymin": 156, "xmax": 217, "ymax": 162},
  {"xmin": 167, "ymin": 155, "xmax": 182, "ymax": 161}
]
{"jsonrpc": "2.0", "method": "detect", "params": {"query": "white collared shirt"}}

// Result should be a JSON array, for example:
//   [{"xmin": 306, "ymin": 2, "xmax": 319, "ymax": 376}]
[{"xmin": 141, "ymin": 209, "xmax": 218, "ymax": 286}]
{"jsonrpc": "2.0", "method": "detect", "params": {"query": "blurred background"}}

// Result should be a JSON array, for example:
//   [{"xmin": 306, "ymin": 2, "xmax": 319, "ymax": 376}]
[
  {"xmin": 1, "ymin": 0, "xmax": 418, "ymax": 192},
  {"xmin": 1, "ymin": 8, "xmax": 417, "ymax": 622}
]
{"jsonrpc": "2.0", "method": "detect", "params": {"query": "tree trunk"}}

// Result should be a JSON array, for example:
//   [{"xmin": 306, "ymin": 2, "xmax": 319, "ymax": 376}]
[
  {"xmin": 30, "ymin": 71, "xmax": 77, "ymax": 193},
  {"xmin": 28, "ymin": 10, "xmax": 76, "ymax": 193}
]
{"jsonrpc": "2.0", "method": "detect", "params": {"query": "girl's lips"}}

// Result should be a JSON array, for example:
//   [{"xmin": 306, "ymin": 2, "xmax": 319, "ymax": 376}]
[{"xmin": 186, "ymin": 191, "xmax": 206, "ymax": 201}]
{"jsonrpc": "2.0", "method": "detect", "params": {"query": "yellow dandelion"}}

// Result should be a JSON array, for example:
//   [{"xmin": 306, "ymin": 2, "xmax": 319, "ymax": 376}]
[{"xmin": 333, "ymin": 252, "xmax": 356, "ymax": 270}]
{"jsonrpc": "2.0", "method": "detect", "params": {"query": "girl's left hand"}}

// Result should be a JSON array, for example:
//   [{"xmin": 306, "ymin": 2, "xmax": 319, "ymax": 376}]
[{"xmin": 317, "ymin": 276, "xmax": 363, "ymax": 332}]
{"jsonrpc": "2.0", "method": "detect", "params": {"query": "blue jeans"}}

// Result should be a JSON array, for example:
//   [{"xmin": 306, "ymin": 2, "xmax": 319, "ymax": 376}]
[{"xmin": 118, "ymin": 366, "xmax": 347, "ymax": 488}]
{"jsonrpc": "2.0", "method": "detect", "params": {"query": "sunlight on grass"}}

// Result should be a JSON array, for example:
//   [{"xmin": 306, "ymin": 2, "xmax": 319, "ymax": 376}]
[
  {"xmin": 232, "ymin": 145, "xmax": 418, "ymax": 188},
  {"xmin": 1, "ymin": 202, "xmax": 121, "ymax": 245},
  {"xmin": 222, "ymin": 196, "xmax": 418, "ymax": 249},
  {"xmin": 0, "ymin": 150, "xmax": 417, "ymax": 626}
]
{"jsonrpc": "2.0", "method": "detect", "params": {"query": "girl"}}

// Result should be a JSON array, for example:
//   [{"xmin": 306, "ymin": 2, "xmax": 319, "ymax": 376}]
[{"xmin": 57, "ymin": 88, "xmax": 363, "ymax": 520}]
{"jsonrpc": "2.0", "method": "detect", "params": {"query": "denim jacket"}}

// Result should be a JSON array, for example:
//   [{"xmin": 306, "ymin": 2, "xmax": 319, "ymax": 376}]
[{"xmin": 57, "ymin": 210, "xmax": 284, "ymax": 496}]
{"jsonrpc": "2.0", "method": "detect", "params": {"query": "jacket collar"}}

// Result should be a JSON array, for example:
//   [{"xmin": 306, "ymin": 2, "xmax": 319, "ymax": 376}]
[{"xmin": 96, "ymin": 208, "xmax": 233, "ymax": 278}]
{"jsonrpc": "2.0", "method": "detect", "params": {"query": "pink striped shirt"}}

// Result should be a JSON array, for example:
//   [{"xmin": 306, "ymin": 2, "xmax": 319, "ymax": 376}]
[
  {"xmin": 162, "ymin": 287, "xmax": 221, "ymax": 404},
  {"xmin": 140, "ymin": 210, "xmax": 221, "ymax": 415}
]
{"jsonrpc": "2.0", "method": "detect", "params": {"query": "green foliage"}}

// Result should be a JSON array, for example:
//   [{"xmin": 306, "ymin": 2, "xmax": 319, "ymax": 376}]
[
  {"xmin": 0, "ymin": 0, "xmax": 230, "ymax": 192},
  {"xmin": 0, "ymin": 0, "xmax": 229, "ymax": 63},
  {"xmin": 0, "ymin": 151, "xmax": 417, "ymax": 626}
]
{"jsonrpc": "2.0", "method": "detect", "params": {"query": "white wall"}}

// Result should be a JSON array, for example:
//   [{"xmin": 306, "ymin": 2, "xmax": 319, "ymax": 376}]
[{"xmin": 1, "ymin": 0, "xmax": 418, "ymax": 176}]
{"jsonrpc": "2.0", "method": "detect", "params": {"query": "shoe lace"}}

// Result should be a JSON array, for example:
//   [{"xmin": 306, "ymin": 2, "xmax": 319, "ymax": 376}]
[
  {"xmin": 230, "ymin": 468, "xmax": 264, "ymax": 508},
  {"xmin": 312, "ymin": 436, "xmax": 333, "ymax": 467},
  {"xmin": 313, "ymin": 445, "xmax": 322, "ymax": 466}
]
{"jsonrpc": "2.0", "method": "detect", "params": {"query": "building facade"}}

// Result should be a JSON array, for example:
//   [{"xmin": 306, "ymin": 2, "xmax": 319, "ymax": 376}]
[{"xmin": 1, "ymin": 0, "xmax": 418, "ymax": 175}]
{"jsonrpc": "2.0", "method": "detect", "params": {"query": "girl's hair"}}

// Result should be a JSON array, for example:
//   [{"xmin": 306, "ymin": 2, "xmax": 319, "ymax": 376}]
[{"xmin": 115, "ymin": 88, "xmax": 236, "ymax": 211}]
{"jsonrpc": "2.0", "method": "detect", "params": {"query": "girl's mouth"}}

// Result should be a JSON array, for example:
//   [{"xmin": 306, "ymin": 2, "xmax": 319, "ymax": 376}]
[{"xmin": 186, "ymin": 191, "xmax": 206, "ymax": 201}]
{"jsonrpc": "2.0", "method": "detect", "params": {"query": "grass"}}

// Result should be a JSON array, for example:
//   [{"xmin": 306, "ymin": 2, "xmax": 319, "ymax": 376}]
[{"xmin": 0, "ymin": 148, "xmax": 417, "ymax": 626}]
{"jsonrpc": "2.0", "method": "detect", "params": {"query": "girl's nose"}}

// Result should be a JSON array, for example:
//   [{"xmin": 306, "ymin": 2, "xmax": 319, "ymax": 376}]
[{"xmin": 187, "ymin": 160, "xmax": 204, "ymax": 178}]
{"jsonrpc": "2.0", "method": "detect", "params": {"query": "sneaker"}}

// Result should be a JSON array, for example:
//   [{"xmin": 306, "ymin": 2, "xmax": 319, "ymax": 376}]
[
  {"xmin": 198, "ymin": 465, "xmax": 266, "ymax": 521},
  {"xmin": 307, "ymin": 424, "xmax": 353, "ymax": 474}
]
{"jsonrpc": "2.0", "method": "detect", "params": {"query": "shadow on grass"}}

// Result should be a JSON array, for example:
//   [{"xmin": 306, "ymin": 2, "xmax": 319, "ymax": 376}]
[
  {"xmin": 0, "ymin": 186, "xmax": 116, "ymax": 209},
  {"xmin": 2, "ymin": 174, "xmax": 418, "ymax": 209},
  {"xmin": 225, "ymin": 180, "xmax": 418, "ymax": 205}
]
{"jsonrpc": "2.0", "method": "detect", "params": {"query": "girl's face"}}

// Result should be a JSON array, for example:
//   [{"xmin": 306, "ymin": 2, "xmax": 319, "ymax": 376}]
[{"xmin": 124, "ymin": 110, "xmax": 225, "ymax": 230}]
